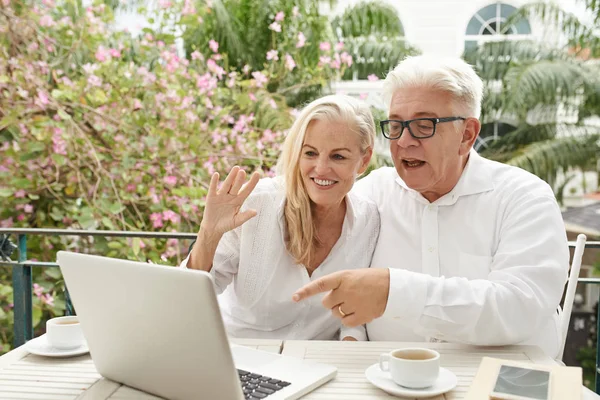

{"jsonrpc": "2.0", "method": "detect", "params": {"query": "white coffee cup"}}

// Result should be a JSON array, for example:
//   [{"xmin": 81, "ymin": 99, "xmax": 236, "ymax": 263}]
[
  {"xmin": 379, "ymin": 347, "xmax": 440, "ymax": 389},
  {"xmin": 46, "ymin": 316, "xmax": 85, "ymax": 350}
]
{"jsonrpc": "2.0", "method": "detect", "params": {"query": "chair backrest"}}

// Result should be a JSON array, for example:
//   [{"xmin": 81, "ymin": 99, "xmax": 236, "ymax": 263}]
[{"xmin": 557, "ymin": 233, "xmax": 587, "ymax": 361}]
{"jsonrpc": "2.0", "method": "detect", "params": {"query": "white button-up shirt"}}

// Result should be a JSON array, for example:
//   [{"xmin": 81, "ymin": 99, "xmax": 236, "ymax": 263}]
[
  {"xmin": 354, "ymin": 151, "xmax": 569, "ymax": 358},
  {"xmin": 183, "ymin": 177, "xmax": 380, "ymax": 341}
]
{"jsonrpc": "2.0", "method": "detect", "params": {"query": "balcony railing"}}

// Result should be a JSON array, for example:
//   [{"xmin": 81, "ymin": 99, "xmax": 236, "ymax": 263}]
[{"xmin": 1, "ymin": 228, "xmax": 600, "ymax": 393}]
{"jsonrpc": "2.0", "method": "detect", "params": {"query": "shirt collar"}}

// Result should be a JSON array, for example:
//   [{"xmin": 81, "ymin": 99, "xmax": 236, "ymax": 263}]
[{"xmin": 395, "ymin": 149, "xmax": 495, "ymax": 205}]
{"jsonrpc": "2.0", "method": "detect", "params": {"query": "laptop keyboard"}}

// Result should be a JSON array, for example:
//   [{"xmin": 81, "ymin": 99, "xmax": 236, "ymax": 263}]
[{"xmin": 238, "ymin": 369, "xmax": 291, "ymax": 399}]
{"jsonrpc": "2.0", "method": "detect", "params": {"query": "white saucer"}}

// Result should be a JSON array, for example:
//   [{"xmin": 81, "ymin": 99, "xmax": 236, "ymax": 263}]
[
  {"xmin": 24, "ymin": 335, "xmax": 89, "ymax": 358},
  {"xmin": 365, "ymin": 363, "xmax": 458, "ymax": 398}
]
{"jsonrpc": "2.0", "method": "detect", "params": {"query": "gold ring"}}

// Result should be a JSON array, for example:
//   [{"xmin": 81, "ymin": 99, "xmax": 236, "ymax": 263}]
[{"xmin": 338, "ymin": 305, "xmax": 347, "ymax": 317}]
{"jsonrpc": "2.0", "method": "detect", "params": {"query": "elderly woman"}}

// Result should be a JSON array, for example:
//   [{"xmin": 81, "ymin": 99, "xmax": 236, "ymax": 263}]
[{"xmin": 182, "ymin": 95, "xmax": 379, "ymax": 341}]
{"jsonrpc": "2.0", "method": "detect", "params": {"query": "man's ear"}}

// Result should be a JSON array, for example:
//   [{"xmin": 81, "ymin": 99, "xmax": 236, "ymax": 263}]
[
  {"xmin": 459, "ymin": 118, "xmax": 481, "ymax": 156},
  {"xmin": 358, "ymin": 147, "xmax": 373, "ymax": 175}
]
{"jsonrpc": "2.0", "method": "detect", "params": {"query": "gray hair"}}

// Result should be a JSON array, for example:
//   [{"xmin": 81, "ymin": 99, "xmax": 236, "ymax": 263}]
[{"xmin": 383, "ymin": 55, "xmax": 484, "ymax": 119}]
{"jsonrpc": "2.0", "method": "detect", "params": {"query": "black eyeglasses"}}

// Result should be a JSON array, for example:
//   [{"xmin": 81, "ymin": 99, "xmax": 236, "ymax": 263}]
[{"xmin": 380, "ymin": 117, "xmax": 466, "ymax": 139}]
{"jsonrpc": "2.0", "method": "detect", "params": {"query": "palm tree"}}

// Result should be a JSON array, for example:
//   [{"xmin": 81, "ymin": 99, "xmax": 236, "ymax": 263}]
[
  {"xmin": 330, "ymin": 0, "xmax": 419, "ymax": 80},
  {"xmin": 463, "ymin": 37, "xmax": 600, "ymax": 193},
  {"xmin": 508, "ymin": 0, "xmax": 599, "ymax": 58},
  {"xmin": 181, "ymin": 0, "xmax": 417, "ymax": 104}
]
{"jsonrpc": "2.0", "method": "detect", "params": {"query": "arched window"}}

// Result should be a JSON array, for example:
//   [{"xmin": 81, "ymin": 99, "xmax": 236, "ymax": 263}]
[
  {"xmin": 474, "ymin": 121, "xmax": 516, "ymax": 151},
  {"xmin": 465, "ymin": 2, "xmax": 532, "ymax": 51}
]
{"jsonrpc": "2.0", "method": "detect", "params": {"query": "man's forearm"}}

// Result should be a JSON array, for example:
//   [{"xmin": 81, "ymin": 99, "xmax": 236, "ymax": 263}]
[{"xmin": 186, "ymin": 228, "xmax": 222, "ymax": 271}]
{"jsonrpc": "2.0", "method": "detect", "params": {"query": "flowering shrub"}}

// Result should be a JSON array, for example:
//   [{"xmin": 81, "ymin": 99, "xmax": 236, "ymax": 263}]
[{"xmin": 0, "ymin": 0, "xmax": 353, "ymax": 352}]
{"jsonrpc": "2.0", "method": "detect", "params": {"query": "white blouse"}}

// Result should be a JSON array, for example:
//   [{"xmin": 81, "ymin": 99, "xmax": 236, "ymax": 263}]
[{"xmin": 182, "ymin": 177, "xmax": 380, "ymax": 341}]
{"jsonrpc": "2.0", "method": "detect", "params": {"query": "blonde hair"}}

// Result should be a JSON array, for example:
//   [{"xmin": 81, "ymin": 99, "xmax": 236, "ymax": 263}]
[
  {"xmin": 276, "ymin": 94, "xmax": 375, "ymax": 267},
  {"xmin": 383, "ymin": 55, "xmax": 484, "ymax": 118}
]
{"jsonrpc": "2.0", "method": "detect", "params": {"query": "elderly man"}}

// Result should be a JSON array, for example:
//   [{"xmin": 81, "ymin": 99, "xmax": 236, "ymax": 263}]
[{"xmin": 293, "ymin": 55, "xmax": 569, "ymax": 358}]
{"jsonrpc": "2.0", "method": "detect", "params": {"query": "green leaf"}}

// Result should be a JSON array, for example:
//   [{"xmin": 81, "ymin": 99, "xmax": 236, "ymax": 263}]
[
  {"xmin": 52, "ymin": 298, "xmax": 66, "ymax": 312},
  {"xmin": 0, "ymin": 285, "xmax": 13, "ymax": 297},
  {"xmin": 32, "ymin": 306, "xmax": 42, "ymax": 327},
  {"xmin": 102, "ymin": 217, "xmax": 115, "ymax": 229},
  {"xmin": 51, "ymin": 89, "xmax": 64, "ymax": 100},
  {"xmin": 109, "ymin": 203, "xmax": 125, "ymax": 215},
  {"xmin": 132, "ymin": 237, "xmax": 141, "ymax": 256},
  {"xmin": 51, "ymin": 154, "xmax": 67, "ymax": 166},
  {"xmin": 0, "ymin": 188, "xmax": 12, "ymax": 197},
  {"xmin": 57, "ymin": 109, "xmax": 71, "ymax": 120},
  {"xmin": 27, "ymin": 194, "xmax": 40, "ymax": 200},
  {"xmin": 28, "ymin": 142, "xmax": 45, "ymax": 152},
  {"xmin": 45, "ymin": 268, "xmax": 62, "ymax": 280},
  {"xmin": 107, "ymin": 241, "xmax": 123, "ymax": 249},
  {"xmin": 50, "ymin": 208, "xmax": 63, "ymax": 222},
  {"xmin": 77, "ymin": 214, "xmax": 96, "ymax": 230}
]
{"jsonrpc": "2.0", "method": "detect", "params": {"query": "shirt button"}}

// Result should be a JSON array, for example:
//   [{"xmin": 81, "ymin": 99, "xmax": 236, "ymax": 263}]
[{"xmin": 428, "ymin": 246, "xmax": 435, "ymax": 253}]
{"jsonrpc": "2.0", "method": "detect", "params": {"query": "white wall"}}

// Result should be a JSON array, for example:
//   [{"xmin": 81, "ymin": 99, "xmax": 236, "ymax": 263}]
[{"xmin": 328, "ymin": 0, "xmax": 586, "ymax": 56}]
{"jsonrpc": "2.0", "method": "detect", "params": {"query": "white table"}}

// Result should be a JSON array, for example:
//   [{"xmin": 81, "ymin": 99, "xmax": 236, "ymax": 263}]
[
  {"xmin": 0, "ymin": 338, "xmax": 282, "ymax": 400},
  {"xmin": 1, "ymin": 339, "xmax": 598, "ymax": 399},
  {"xmin": 281, "ymin": 340, "xmax": 600, "ymax": 400}
]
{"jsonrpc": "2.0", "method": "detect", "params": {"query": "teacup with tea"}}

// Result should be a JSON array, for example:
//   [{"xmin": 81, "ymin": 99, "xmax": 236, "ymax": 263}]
[
  {"xmin": 379, "ymin": 347, "xmax": 440, "ymax": 389},
  {"xmin": 46, "ymin": 316, "xmax": 85, "ymax": 350}
]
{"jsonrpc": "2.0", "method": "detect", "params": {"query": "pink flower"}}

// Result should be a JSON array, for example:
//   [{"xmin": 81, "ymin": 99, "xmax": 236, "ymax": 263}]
[
  {"xmin": 249, "ymin": 93, "xmax": 257, "ymax": 102},
  {"xmin": 296, "ymin": 32, "xmax": 306, "ymax": 48},
  {"xmin": 206, "ymin": 59, "xmax": 225, "ymax": 79},
  {"xmin": 266, "ymin": 49, "xmax": 278, "ymax": 61},
  {"xmin": 33, "ymin": 284, "xmax": 44, "ymax": 298},
  {"xmin": 209, "ymin": 40, "xmax": 219, "ymax": 53},
  {"xmin": 269, "ymin": 99, "xmax": 277, "ymax": 109},
  {"xmin": 292, "ymin": 6, "xmax": 299, "ymax": 17},
  {"xmin": 203, "ymin": 160, "xmax": 215, "ymax": 175},
  {"xmin": 367, "ymin": 74, "xmax": 379, "ymax": 81},
  {"xmin": 319, "ymin": 42, "xmax": 331, "ymax": 51},
  {"xmin": 251, "ymin": 71, "xmax": 268, "ymax": 88},
  {"xmin": 335, "ymin": 42, "xmax": 344, "ymax": 51},
  {"xmin": 133, "ymin": 98, "xmax": 143, "ymax": 110},
  {"xmin": 340, "ymin": 52, "xmax": 353, "ymax": 67},
  {"xmin": 268, "ymin": 22, "xmax": 281, "ymax": 32},
  {"xmin": 35, "ymin": 90, "xmax": 49, "ymax": 108},
  {"xmin": 158, "ymin": 0, "xmax": 172, "ymax": 8},
  {"xmin": 17, "ymin": 214, "xmax": 26, "ymax": 222},
  {"xmin": 15, "ymin": 190, "xmax": 26, "ymax": 198},
  {"xmin": 109, "ymin": 48, "xmax": 121, "ymax": 58},
  {"xmin": 163, "ymin": 175, "xmax": 177, "ymax": 185},
  {"xmin": 162, "ymin": 210, "xmax": 180, "ymax": 224},
  {"xmin": 95, "ymin": 46, "xmax": 110, "ymax": 62},
  {"xmin": 0, "ymin": 218, "xmax": 13, "ymax": 228},
  {"xmin": 39, "ymin": 15, "xmax": 54, "ymax": 27},
  {"xmin": 274, "ymin": 11, "xmax": 284, "ymax": 22},
  {"xmin": 52, "ymin": 127, "xmax": 67, "ymax": 155},
  {"xmin": 42, "ymin": 294, "xmax": 54, "ymax": 307},
  {"xmin": 87, "ymin": 75, "xmax": 102, "ymax": 87},
  {"xmin": 319, "ymin": 55, "xmax": 331, "ymax": 65},
  {"xmin": 360, "ymin": 93, "xmax": 368, "ymax": 100},
  {"xmin": 191, "ymin": 51, "xmax": 202, "ymax": 60},
  {"xmin": 285, "ymin": 54, "xmax": 296, "ymax": 71},
  {"xmin": 82, "ymin": 63, "xmax": 99, "ymax": 74},
  {"xmin": 150, "ymin": 213, "xmax": 163, "ymax": 228},
  {"xmin": 24, "ymin": 204, "xmax": 33, "ymax": 213},
  {"xmin": 182, "ymin": 0, "xmax": 195, "ymax": 15}
]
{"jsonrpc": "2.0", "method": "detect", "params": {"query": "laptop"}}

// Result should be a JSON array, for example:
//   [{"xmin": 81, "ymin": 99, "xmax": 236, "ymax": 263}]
[{"xmin": 56, "ymin": 251, "xmax": 337, "ymax": 400}]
